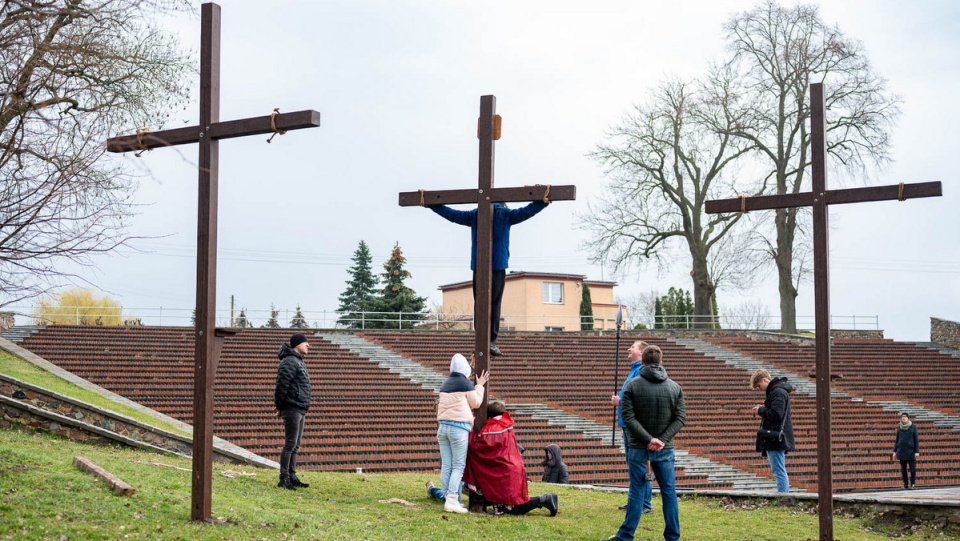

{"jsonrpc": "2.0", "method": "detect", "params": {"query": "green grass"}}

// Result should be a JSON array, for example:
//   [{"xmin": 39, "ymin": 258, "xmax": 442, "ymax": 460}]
[
  {"xmin": 1, "ymin": 429, "xmax": 956, "ymax": 540},
  {"xmin": 0, "ymin": 351, "xmax": 187, "ymax": 436}
]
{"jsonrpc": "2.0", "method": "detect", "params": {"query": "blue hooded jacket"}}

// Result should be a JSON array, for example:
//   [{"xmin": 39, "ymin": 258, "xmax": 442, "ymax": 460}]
[
  {"xmin": 617, "ymin": 359, "xmax": 644, "ymax": 428},
  {"xmin": 430, "ymin": 201, "xmax": 548, "ymax": 271}
]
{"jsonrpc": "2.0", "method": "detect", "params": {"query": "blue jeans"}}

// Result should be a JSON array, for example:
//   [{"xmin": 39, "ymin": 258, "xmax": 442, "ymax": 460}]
[
  {"xmin": 767, "ymin": 450, "xmax": 790, "ymax": 492},
  {"xmin": 437, "ymin": 423, "xmax": 470, "ymax": 501},
  {"xmin": 623, "ymin": 429, "xmax": 653, "ymax": 511},
  {"xmin": 618, "ymin": 447, "xmax": 679, "ymax": 541}
]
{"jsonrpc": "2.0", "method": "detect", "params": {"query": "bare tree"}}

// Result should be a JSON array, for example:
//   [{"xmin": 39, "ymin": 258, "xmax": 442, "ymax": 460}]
[
  {"xmin": 721, "ymin": 0, "xmax": 900, "ymax": 332},
  {"xmin": 720, "ymin": 299, "xmax": 772, "ymax": 330},
  {"xmin": 619, "ymin": 290, "xmax": 659, "ymax": 329},
  {"xmin": 580, "ymin": 75, "xmax": 758, "ymax": 327},
  {"xmin": 0, "ymin": 1, "xmax": 193, "ymax": 305}
]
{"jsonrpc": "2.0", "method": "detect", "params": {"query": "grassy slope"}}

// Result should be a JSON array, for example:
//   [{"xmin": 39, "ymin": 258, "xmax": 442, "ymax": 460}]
[
  {"xmin": 0, "ymin": 429, "xmax": 952, "ymax": 541},
  {"xmin": 0, "ymin": 351, "xmax": 187, "ymax": 436}
]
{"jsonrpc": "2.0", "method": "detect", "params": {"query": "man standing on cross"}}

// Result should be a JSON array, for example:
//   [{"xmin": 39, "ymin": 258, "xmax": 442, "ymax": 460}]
[{"xmin": 428, "ymin": 200, "xmax": 549, "ymax": 356}]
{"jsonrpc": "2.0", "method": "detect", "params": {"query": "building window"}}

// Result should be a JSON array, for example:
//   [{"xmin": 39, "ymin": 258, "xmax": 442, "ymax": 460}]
[
  {"xmin": 543, "ymin": 282, "xmax": 563, "ymax": 304},
  {"xmin": 545, "ymin": 326, "xmax": 564, "ymax": 332}
]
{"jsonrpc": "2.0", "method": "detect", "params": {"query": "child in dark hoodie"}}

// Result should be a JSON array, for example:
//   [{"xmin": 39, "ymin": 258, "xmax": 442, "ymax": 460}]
[{"xmin": 541, "ymin": 444, "xmax": 570, "ymax": 484}]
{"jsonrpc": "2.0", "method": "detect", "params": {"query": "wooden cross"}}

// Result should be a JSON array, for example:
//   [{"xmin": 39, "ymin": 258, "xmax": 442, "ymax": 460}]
[
  {"xmin": 399, "ymin": 95, "xmax": 576, "ymax": 430},
  {"xmin": 106, "ymin": 3, "xmax": 320, "ymax": 522},
  {"xmin": 706, "ymin": 82, "xmax": 941, "ymax": 541}
]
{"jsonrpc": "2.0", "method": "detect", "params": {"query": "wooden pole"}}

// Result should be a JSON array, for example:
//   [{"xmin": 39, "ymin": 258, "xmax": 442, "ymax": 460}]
[{"xmin": 473, "ymin": 95, "xmax": 496, "ymax": 431}]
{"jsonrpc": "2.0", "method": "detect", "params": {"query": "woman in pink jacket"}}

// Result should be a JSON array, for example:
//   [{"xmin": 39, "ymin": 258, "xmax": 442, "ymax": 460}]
[{"xmin": 427, "ymin": 353, "xmax": 489, "ymax": 513}]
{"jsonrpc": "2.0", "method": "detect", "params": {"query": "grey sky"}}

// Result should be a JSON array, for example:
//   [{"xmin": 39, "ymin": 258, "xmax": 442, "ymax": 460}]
[{"xmin": 25, "ymin": 0, "xmax": 958, "ymax": 339}]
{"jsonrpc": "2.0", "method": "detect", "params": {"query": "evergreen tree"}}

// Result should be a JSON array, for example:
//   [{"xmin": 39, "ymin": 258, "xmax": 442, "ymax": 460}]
[
  {"xmin": 289, "ymin": 304, "xmax": 309, "ymax": 329},
  {"xmin": 580, "ymin": 282, "xmax": 594, "ymax": 330},
  {"xmin": 263, "ymin": 304, "xmax": 281, "ymax": 329},
  {"xmin": 190, "ymin": 308, "xmax": 196, "ymax": 327},
  {"xmin": 337, "ymin": 241, "xmax": 378, "ymax": 328},
  {"xmin": 656, "ymin": 287, "xmax": 696, "ymax": 329},
  {"xmin": 654, "ymin": 298, "xmax": 663, "ymax": 329},
  {"xmin": 368, "ymin": 243, "xmax": 427, "ymax": 329},
  {"xmin": 236, "ymin": 309, "xmax": 253, "ymax": 328}
]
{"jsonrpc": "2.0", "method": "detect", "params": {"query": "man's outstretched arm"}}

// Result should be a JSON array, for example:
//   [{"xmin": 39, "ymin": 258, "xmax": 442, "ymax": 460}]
[
  {"xmin": 505, "ymin": 201, "xmax": 548, "ymax": 225},
  {"xmin": 430, "ymin": 204, "xmax": 476, "ymax": 226}
]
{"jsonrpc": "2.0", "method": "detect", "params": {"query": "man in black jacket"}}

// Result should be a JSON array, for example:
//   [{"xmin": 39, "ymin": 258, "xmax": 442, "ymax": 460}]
[
  {"xmin": 275, "ymin": 333, "xmax": 312, "ymax": 490},
  {"xmin": 751, "ymin": 369, "xmax": 795, "ymax": 493},
  {"xmin": 604, "ymin": 345, "xmax": 685, "ymax": 541}
]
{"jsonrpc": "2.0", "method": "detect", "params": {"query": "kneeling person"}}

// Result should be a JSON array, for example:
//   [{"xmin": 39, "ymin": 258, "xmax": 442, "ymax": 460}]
[{"xmin": 462, "ymin": 401, "xmax": 558, "ymax": 516}]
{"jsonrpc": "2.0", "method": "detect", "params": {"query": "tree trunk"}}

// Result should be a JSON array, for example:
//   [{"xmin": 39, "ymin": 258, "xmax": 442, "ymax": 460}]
[
  {"xmin": 690, "ymin": 250, "xmax": 717, "ymax": 329},
  {"xmin": 774, "ymin": 207, "xmax": 799, "ymax": 333}
]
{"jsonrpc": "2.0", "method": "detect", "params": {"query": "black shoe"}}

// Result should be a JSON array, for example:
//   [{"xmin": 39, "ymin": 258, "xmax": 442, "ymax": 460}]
[
  {"xmin": 490, "ymin": 342, "xmax": 504, "ymax": 356},
  {"xmin": 909, "ymin": 484, "xmax": 916, "ymax": 490},
  {"xmin": 543, "ymin": 493, "xmax": 558, "ymax": 516},
  {"xmin": 277, "ymin": 477, "xmax": 296, "ymax": 490},
  {"xmin": 601, "ymin": 537, "xmax": 626, "ymax": 541},
  {"xmin": 290, "ymin": 474, "xmax": 309, "ymax": 488},
  {"xmin": 618, "ymin": 504, "xmax": 627, "ymax": 510},
  {"xmin": 642, "ymin": 507, "xmax": 654, "ymax": 514}
]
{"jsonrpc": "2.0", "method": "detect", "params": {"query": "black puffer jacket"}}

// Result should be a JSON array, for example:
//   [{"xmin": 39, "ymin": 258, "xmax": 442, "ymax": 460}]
[
  {"xmin": 893, "ymin": 423, "xmax": 919, "ymax": 460},
  {"xmin": 541, "ymin": 444, "xmax": 569, "ymax": 484},
  {"xmin": 756, "ymin": 377, "xmax": 795, "ymax": 453},
  {"xmin": 274, "ymin": 344, "xmax": 311, "ymax": 413},
  {"xmin": 621, "ymin": 363, "xmax": 686, "ymax": 449}
]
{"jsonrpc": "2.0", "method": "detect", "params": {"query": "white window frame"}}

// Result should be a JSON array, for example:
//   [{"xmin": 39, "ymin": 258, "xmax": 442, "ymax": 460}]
[
  {"xmin": 542, "ymin": 282, "xmax": 563, "ymax": 304},
  {"xmin": 544, "ymin": 326, "xmax": 564, "ymax": 332}
]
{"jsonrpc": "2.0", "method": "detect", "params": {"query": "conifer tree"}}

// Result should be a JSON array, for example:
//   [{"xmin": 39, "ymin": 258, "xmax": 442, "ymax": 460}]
[
  {"xmin": 337, "ymin": 241, "xmax": 378, "ymax": 328},
  {"xmin": 580, "ymin": 282, "xmax": 594, "ymax": 330},
  {"xmin": 263, "ymin": 304, "xmax": 281, "ymax": 329},
  {"xmin": 236, "ymin": 309, "xmax": 253, "ymax": 328},
  {"xmin": 289, "ymin": 305, "xmax": 309, "ymax": 329},
  {"xmin": 368, "ymin": 243, "xmax": 426, "ymax": 329}
]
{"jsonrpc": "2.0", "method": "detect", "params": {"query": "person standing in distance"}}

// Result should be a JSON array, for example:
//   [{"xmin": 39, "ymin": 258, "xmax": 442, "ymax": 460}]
[
  {"xmin": 751, "ymin": 369, "xmax": 795, "ymax": 493},
  {"xmin": 603, "ymin": 345, "xmax": 685, "ymax": 541},
  {"xmin": 428, "ymin": 200, "xmax": 549, "ymax": 356},
  {"xmin": 275, "ymin": 333, "xmax": 312, "ymax": 490},
  {"xmin": 892, "ymin": 411, "xmax": 920, "ymax": 489}
]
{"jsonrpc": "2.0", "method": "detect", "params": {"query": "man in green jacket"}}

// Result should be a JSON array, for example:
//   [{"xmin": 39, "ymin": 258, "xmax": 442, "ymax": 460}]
[{"xmin": 603, "ymin": 345, "xmax": 685, "ymax": 541}]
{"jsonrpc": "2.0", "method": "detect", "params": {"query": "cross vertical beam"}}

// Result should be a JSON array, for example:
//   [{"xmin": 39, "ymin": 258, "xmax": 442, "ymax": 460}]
[
  {"xmin": 191, "ymin": 2, "xmax": 220, "ymax": 522},
  {"xmin": 810, "ymin": 83, "xmax": 833, "ymax": 541},
  {"xmin": 473, "ymin": 95, "xmax": 496, "ymax": 430}
]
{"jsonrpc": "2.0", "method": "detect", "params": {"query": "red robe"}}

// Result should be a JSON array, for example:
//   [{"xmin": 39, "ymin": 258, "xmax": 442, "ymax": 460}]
[{"xmin": 462, "ymin": 412, "xmax": 529, "ymax": 506}]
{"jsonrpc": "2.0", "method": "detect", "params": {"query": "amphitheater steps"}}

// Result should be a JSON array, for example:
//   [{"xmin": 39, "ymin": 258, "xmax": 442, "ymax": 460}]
[
  {"xmin": 673, "ymin": 337, "xmax": 960, "ymax": 432},
  {"xmin": 322, "ymin": 332, "xmax": 778, "ymax": 492},
  {"xmin": 1, "ymin": 325, "xmax": 46, "ymax": 344}
]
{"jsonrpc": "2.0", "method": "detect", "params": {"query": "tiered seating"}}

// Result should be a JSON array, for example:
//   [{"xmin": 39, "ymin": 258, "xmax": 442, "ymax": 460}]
[
  {"xmin": 361, "ymin": 331, "xmax": 960, "ymax": 491},
  {"xmin": 15, "ymin": 326, "xmax": 641, "ymax": 486},
  {"xmin": 705, "ymin": 337, "xmax": 960, "ymax": 416}
]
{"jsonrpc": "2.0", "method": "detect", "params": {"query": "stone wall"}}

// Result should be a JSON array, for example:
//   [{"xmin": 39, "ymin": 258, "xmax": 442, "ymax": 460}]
[
  {"xmin": 0, "ymin": 312, "xmax": 13, "ymax": 333},
  {"xmin": 0, "ymin": 374, "xmax": 241, "ymax": 463},
  {"xmin": 931, "ymin": 317, "xmax": 960, "ymax": 349}
]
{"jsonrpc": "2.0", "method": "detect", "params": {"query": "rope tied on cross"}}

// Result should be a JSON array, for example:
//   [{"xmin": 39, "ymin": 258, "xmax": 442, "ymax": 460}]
[
  {"xmin": 267, "ymin": 108, "xmax": 287, "ymax": 143},
  {"xmin": 898, "ymin": 182, "xmax": 905, "ymax": 201},
  {"xmin": 135, "ymin": 128, "xmax": 151, "ymax": 157},
  {"xmin": 418, "ymin": 189, "xmax": 426, "ymax": 207},
  {"xmin": 739, "ymin": 194, "xmax": 748, "ymax": 213}
]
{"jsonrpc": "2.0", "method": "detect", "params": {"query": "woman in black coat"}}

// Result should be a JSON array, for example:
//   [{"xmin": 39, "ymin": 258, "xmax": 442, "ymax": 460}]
[{"xmin": 892, "ymin": 412, "xmax": 920, "ymax": 489}]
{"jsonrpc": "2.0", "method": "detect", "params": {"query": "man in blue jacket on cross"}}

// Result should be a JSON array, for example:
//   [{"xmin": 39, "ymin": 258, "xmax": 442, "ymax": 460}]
[{"xmin": 430, "ymin": 200, "xmax": 548, "ymax": 356}]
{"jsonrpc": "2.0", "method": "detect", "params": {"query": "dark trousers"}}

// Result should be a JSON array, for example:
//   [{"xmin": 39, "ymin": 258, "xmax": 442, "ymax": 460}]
[
  {"xmin": 503, "ymin": 496, "xmax": 543, "ymax": 515},
  {"xmin": 900, "ymin": 459, "xmax": 916, "ymax": 487},
  {"xmin": 472, "ymin": 269, "xmax": 506, "ymax": 342},
  {"xmin": 280, "ymin": 409, "xmax": 305, "ymax": 478}
]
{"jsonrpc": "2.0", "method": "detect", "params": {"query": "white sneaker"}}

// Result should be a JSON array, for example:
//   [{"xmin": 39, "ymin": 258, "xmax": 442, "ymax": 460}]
[{"xmin": 444, "ymin": 494, "xmax": 468, "ymax": 514}]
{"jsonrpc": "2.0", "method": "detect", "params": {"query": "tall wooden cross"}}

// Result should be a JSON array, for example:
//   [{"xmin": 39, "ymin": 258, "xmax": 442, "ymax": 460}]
[
  {"xmin": 399, "ymin": 95, "xmax": 576, "ymax": 430},
  {"xmin": 706, "ymin": 82, "xmax": 942, "ymax": 541},
  {"xmin": 105, "ymin": 3, "xmax": 320, "ymax": 522}
]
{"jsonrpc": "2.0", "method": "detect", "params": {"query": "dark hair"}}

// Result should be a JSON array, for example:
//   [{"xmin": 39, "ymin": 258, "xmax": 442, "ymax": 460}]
[
  {"xmin": 641, "ymin": 345, "xmax": 662, "ymax": 364},
  {"xmin": 487, "ymin": 400, "xmax": 506, "ymax": 417}
]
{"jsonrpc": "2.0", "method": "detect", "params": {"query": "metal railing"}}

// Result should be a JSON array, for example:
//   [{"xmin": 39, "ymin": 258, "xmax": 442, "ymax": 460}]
[{"xmin": 3, "ymin": 306, "xmax": 877, "ymax": 332}]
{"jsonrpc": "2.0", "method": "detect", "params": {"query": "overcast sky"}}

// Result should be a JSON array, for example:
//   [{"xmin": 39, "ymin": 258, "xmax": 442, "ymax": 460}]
[{"xmin": 22, "ymin": 0, "xmax": 959, "ymax": 340}]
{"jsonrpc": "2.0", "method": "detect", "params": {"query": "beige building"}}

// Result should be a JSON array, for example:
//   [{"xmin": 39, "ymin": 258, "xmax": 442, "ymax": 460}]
[{"xmin": 438, "ymin": 271, "xmax": 624, "ymax": 332}]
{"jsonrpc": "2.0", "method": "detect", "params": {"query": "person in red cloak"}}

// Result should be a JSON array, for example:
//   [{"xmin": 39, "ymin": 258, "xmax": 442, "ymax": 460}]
[{"xmin": 461, "ymin": 401, "xmax": 559, "ymax": 516}]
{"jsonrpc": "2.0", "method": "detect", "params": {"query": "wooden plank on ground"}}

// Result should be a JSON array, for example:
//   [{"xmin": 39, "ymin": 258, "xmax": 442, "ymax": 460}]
[{"xmin": 73, "ymin": 456, "xmax": 135, "ymax": 496}]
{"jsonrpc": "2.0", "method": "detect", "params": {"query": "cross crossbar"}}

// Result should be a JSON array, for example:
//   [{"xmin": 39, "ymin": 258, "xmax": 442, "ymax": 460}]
[
  {"xmin": 705, "ymin": 181, "xmax": 942, "ymax": 213},
  {"xmin": 399, "ymin": 185, "xmax": 576, "ymax": 207},
  {"xmin": 106, "ymin": 110, "xmax": 320, "ymax": 152}
]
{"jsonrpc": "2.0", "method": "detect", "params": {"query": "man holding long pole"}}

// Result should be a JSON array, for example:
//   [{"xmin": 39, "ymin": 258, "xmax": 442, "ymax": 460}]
[{"xmin": 610, "ymin": 338, "xmax": 653, "ymax": 515}]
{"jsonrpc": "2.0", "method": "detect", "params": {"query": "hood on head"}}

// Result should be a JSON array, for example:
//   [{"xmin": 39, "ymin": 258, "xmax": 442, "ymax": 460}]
[
  {"xmin": 449, "ymin": 353, "xmax": 471, "ymax": 377},
  {"xmin": 543, "ymin": 444, "xmax": 562, "ymax": 465}
]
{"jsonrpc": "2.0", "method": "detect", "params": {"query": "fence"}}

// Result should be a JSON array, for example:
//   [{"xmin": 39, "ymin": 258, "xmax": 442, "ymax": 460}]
[{"xmin": 5, "ymin": 306, "xmax": 878, "ymax": 332}]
